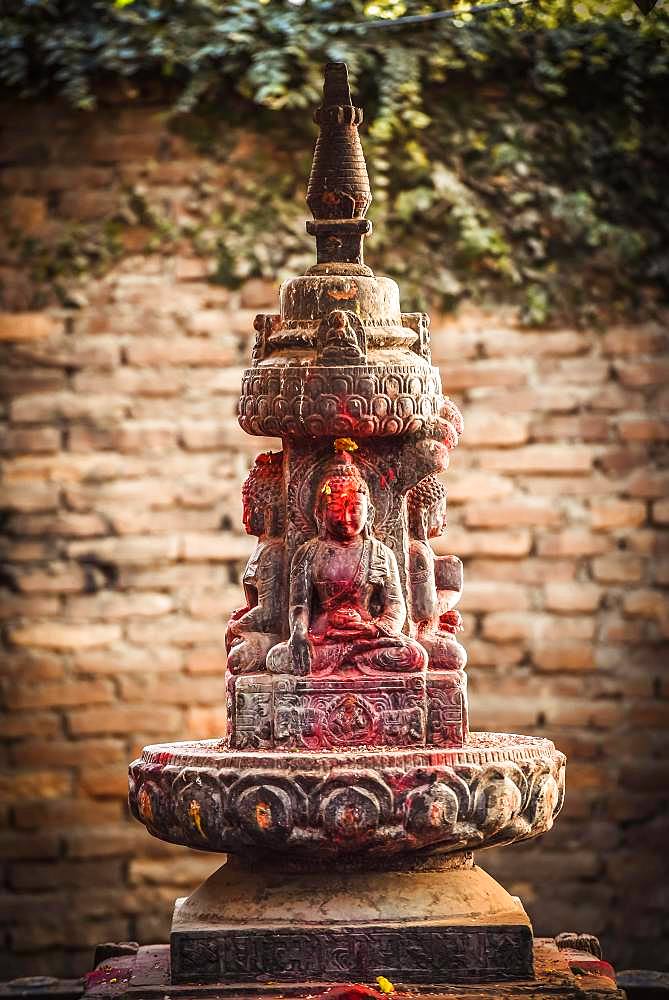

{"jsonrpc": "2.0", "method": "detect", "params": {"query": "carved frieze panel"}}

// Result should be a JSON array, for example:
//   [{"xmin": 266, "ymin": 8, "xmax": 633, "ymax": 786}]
[
  {"xmin": 427, "ymin": 671, "xmax": 468, "ymax": 748},
  {"xmin": 171, "ymin": 924, "xmax": 533, "ymax": 984},
  {"xmin": 273, "ymin": 675, "xmax": 427, "ymax": 751}
]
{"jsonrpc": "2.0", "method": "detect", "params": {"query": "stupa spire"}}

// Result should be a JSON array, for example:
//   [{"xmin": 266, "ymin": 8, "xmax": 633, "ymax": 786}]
[{"xmin": 305, "ymin": 62, "xmax": 373, "ymax": 274}]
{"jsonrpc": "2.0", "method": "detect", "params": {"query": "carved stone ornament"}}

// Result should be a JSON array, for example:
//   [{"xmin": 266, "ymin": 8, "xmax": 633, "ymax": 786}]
[
  {"xmin": 129, "ymin": 733, "xmax": 565, "ymax": 859},
  {"xmin": 128, "ymin": 61, "xmax": 571, "ymax": 990}
]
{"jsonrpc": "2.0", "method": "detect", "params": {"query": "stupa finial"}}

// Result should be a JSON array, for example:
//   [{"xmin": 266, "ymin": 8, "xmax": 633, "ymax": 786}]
[
  {"xmin": 305, "ymin": 62, "xmax": 373, "ymax": 274},
  {"xmin": 320, "ymin": 60, "xmax": 353, "ymax": 109}
]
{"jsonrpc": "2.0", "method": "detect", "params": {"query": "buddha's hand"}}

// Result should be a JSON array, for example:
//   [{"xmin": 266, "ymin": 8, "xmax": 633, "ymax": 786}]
[
  {"xmin": 290, "ymin": 625, "xmax": 311, "ymax": 675},
  {"xmin": 342, "ymin": 620, "xmax": 379, "ymax": 641},
  {"xmin": 329, "ymin": 608, "xmax": 364, "ymax": 629}
]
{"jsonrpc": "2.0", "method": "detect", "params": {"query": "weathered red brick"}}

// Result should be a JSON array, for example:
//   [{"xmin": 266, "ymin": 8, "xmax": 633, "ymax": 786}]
[
  {"xmin": 64, "ymin": 591, "xmax": 173, "ymax": 621},
  {"xmin": 10, "ymin": 391, "xmax": 128, "ymax": 424},
  {"xmin": 11, "ymin": 336, "xmax": 120, "ymax": 371},
  {"xmin": 58, "ymin": 189, "xmax": 119, "ymax": 220},
  {"xmin": 590, "ymin": 500, "xmax": 647, "ymax": 531},
  {"xmin": 434, "ymin": 528, "xmax": 532, "ymax": 559},
  {"xmin": 459, "ymin": 412, "xmax": 529, "ymax": 448},
  {"xmin": 530, "ymin": 415, "xmax": 611, "ymax": 443},
  {"xmin": 469, "ymin": 557, "xmax": 575, "ymax": 584},
  {"xmin": 464, "ymin": 640, "xmax": 524, "ymax": 669},
  {"xmin": 5, "ymin": 195, "xmax": 47, "ymax": 234},
  {"xmin": 544, "ymin": 582, "xmax": 602, "ymax": 613},
  {"xmin": 0, "ymin": 482, "xmax": 60, "ymax": 512},
  {"xmin": 623, "ymin": 589, "xmax": 668, "ymax": 621},
  {"xmin": 67, "ymin": 535, "xmax": 179, "ymax": 565},
  {"xmin": 4, "ymin": 679, "xmax": 114, "ymax": 711},
  {"xmin": 72, "ymin": 644, "xmax": 181, "ymax": 674},
  {"xmin": 0, "ymin": 312, "xmax": 59, "ymax": 342},
  {"xmin": 0, "ymin": 427, "xmax": 60, "ymax": 454},
  {"xmin": 446, "ymin": 471, "xmax": 514, "ymax": 503},
  {"xmin": 619, "ymin": 418, "xmax": 669, "ymax": 442},
  {"xmin": 532, "ymin": 642, "xmax": 595, "ymax": 672},
  {"xmin": 536, "ymin": 616, "xmax": 596, "ymax": 641},
  {"xmin": 615, "ymin": 360, "xmax": 669, "ymax": 387},
  {"xmin": 239, "ymin": 278, "xmax": 277, "ymax": 308},
  {"xmin": 602, "ymin": 325, "xmax": 667, "ymax": 355},
  {"xmin": 180, "ymin": 532, "xmax": 254, "ymax": 562},
  {"xmin": 174, "ymin": 256, "xmax": 215, "ymax": 281},
  {"xmin": 592, "ymin": 554, "xmax": 644, "ymax": 584},
  {"xmin": 185, "ymin": 705, "xmax": 227, "ymax": 740},
  {"xmin": 538, "ymin": 530, "xmax": 609, "ymax": 558},
  {"xmin": 0, "ymin": 770, "xmax": 72, "ymax": 803},
  {"xmin": 627, "ymin": 470, "xmax": 669, "ymax": 499},
  {"xmin": 8, "ymin": 623, "xmax": 121, "ymax": 650},
  {"xmin": 68, "ymin": 704, "xmax": 182, "ymax": 737},
  {"xmin": 478, "ymin": 445, "xmax": 594, "ymax": 475},
  {"xmin": 185, "ymin": 647, "xmax": 228, "ymax": 674},
  {"xmin": 114, "ymin": 421, "xmax": 177, "ymax": 454},
  {"xmin": 11, "ymin": 739, "xmax": 125, "ymax": 769},
  {"xmin": 126, "ymin": 336, "xmax": 238, "ymax": 367},
  {"xmin": 443, "ymin": 360, "xmax": 529, "ymax": 391},
  {"xmin": 14, "ymin": 563, "xmax": 86, "ymax": 595},
  {"xmin": 65, "ymin": 824, "xmax": 142, "ymax": 859},
  {"xmin": 2, "ymin": 711, "xmax": 62, "ymax": 741},
  {"xmin": 481, "ymin": 612, "xmax": 533, "ymax": 643},
  {"xmin": 459, "ymin": 581, "xmax": 529, "ymax": 613},
  {"xmin": 465, "ymin": 498, "xmax": 561, "ymax": 529},
  {"xmin": 78, "ymin": 767, "xmax": 129, "ymax": 799}
]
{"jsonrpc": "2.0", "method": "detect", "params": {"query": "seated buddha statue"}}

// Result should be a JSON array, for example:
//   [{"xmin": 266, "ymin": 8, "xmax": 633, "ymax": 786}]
[
  {"xmin": 226, "ymin": 452, "xmax": 286, "ymax": 674},
  {"xmin": 407, "ymin": 475, "xmax": 467, "ymax": 672},
  {"xmin": 267, "ymin": 441, "xmax": 427, "ymax": 678}
]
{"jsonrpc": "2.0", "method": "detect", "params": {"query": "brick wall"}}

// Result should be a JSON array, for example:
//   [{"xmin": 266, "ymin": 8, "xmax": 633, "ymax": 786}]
[{"xmin": 0, "ymin": 100, "xmax": 668, "ymax": 978}]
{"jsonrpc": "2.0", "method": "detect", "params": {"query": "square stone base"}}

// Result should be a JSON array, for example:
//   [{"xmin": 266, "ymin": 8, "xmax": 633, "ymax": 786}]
[{"xmin": 230, "ymin": 670, "xmax": 468, "ymax": 750}]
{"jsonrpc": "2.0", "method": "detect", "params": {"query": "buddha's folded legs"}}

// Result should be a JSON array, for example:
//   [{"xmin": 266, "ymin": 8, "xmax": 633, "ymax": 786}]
[{"xmin": 418, "ymin": 630, "xmax": 467, "ymax": 671}]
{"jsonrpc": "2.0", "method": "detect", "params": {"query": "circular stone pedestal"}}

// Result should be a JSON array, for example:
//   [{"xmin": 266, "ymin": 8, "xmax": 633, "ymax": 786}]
[{"xmin": 128, "ymin": 732, "xmax": 565, "ymax": 859}]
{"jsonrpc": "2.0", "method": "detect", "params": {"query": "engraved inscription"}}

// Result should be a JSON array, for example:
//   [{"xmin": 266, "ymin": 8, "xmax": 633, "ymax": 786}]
[{"xmin": 171, "ymin": 925, "xmax": 534, "ymax": 984}]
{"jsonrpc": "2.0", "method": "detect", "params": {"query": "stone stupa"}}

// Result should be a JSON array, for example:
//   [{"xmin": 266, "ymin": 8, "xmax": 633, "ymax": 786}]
[{"xmin": 124, "ymin": 64, "xmax": 619, "ymax": 999}]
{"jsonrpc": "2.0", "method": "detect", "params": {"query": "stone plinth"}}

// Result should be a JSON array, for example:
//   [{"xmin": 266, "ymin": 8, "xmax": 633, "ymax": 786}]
[{"xmin": 170, "ymin": 853, "xmax": 533, "ymax": 985}]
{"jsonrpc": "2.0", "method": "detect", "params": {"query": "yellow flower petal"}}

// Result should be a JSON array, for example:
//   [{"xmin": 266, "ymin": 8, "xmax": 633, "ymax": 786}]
[
  {"xmin": 376, "ymin": 976, "xmax": 395, "ymax": 994},
  {"xmin": 334, "ymin": 437, "xmax": 359, "ymax": 453}
]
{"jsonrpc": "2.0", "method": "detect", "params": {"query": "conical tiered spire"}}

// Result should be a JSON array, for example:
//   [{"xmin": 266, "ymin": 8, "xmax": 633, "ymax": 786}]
[{"xmin": 305, "ymin": 62, "xmax": 373, "ymax": 274}]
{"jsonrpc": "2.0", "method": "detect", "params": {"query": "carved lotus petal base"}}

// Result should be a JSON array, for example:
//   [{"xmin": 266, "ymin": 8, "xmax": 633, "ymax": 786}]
[
  {"xmin": 128, "ymin": 732, "xmax": 565, "ymax": 860},
  {"xmin": 170, "ymin": 852, "xmax": 533, "ymax": 985}
]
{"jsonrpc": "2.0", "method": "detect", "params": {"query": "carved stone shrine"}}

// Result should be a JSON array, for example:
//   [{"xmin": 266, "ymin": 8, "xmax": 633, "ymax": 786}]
[{"xmin": 125, "ymin": 64, "xmax": 614, "ymax": 998}]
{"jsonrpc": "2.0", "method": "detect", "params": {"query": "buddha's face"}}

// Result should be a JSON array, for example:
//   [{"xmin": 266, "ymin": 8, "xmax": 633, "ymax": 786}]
[
  {"xmin": 427, "ymin": 501, "xmax": 447, "ymax": 539},
  {"xmin": 321, "ymin": 482, "xmax": 368, "ymax": 541}
]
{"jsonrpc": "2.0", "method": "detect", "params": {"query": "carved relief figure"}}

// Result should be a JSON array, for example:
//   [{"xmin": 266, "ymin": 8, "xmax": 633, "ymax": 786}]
[
  {"xmin": 407, "ymin": 475, "xmax": 467, "ymax": 671},
  {"xmin": 267, "ymin": 440, "xmax": 427, "ymax": 678},
  {"xmin": 226, "ymin": 452, "xmax": 286, "ymax": 674},
  {"xmin": 317, "ymin": 309, "xmax": 366, "ymax": 364}
]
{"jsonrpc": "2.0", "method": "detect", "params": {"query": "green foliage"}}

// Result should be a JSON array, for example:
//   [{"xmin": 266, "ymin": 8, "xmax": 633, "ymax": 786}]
[{"xmin": 1, "ymin": 0, "xmax": 668, "ymax": 323}]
